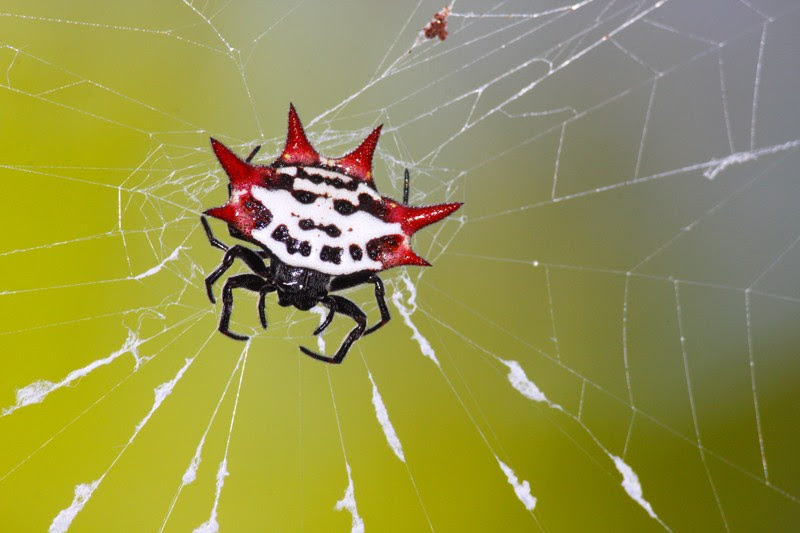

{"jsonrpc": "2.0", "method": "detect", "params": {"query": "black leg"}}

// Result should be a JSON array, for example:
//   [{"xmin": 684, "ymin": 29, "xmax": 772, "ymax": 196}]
[
  {"xmin": 245, "ymin": 145, "xmax": 261, "ymax": 163},
  {"xmin": 203, "ymin": 214, "xmax": 277, "ymax": 339},
  {"xmin": 219, "ymin": 274, "xmax": 270, "ymax": 341},
  {"xmin": 300, "ymin": 295, "xmax": 366, "ymax": 364},
  {"xmin": 201, "ymin": 216, "xmax": 229, "ymax": 252},
  {"xmin": 257, "ymin": 284, "xmax": 276, "ymax": 329},
  {"xmin": 313, "ymin": 307, "xmax": 335, "ymax": 336},
  {"xmin": 403, "ymin": 168, "xmax": 411, "ymax": 205},
  {"xmin": 205, "ymin": 245, "xmax": 270, "ymax": 303},
  {"xmin": 364, "ymin": 275, "xmax": 390, "ymax": 335}
]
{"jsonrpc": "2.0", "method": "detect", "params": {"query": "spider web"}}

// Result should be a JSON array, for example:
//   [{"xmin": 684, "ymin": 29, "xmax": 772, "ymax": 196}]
[{"xmin": 1, "ymin": 0, "xmax": 799, "ymax": 530}]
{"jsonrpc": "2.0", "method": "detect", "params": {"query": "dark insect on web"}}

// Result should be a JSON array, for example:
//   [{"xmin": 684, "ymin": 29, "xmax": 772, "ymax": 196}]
[{"xmin": 201, "ymin": 105, "xmax": 462, "ymax": 364}]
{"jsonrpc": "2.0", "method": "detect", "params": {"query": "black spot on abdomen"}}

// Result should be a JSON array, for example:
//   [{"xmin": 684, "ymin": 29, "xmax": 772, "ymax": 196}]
[
  {"xmin": 320, "ymin": 245, "xmax": 343, "ymax": 264},
  {"xmin": 349, "ymin": 244, "xmax": 363, "ymax": 261},
  {"xmin": 333, "ymin": 200, "xmax": 356, "ymax": 215},
  {"xmin": 356, "ymin": 193, "xmax": 386, "ymax": 217},
  {"xmin": 299, "ymin": 218, "xmax": 341, "ymax": 237},
  {"xmin": 366, "ymin": 235, "xmax": 402, "ymax": 261},
  {"xmin": 297, "ymin": 167, "xmax": 359, "ymax": 191},
  {"xmin": 272, "ymin": 224, "xmax": 310, "ymax": 256},
  {"xmin": 272, "ymin": 225, "xmax": 289, "ymax": 242},
  {"xmin": 244, "ymin": 200, "xmax": 272, "ymax": 229},
  {"xmin": 292, "ymin": 190, "xmax": 317, "ymax": 204}
]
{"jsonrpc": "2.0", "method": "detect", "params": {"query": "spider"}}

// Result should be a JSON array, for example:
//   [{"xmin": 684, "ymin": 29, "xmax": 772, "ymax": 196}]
[{"xmin": 202, "ymin": 105, "xmax": 462, "ymax": 364}]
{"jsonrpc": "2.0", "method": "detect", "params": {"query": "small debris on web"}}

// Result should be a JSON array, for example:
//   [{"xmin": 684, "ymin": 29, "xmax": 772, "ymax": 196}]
[
  {"xmin": 423, "ymin": 6, "xmax": 451, "ymax": 41},
  {"xmin": 335, "ymin": 462, "xmax": 364, "ymax": 533}
]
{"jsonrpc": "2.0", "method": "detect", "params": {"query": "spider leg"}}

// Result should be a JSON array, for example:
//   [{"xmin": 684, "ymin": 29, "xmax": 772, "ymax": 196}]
[
  {"xmin": 403, "ymin": 168, "xmax": 411, "ymax": 205},
  {"xmin": 299, "ymin": 295, "xmax": 366, "ymax": 364},
  {"xmin": 364, "ymin": 275, "xmax": 391, "ymax": 336},
  {"xmin": 313, "ymin": 307, "xmax": 335, "ymax": 336},
  {"xmin": 257, "ymin": 283, "xmax": 276, "ymax": 329},
  {"xmin": 219, "ymin": 274, "xmax": 268, "ymax": 341},
  {"xmin": 201, "ymin": 216, "xmax": 228, "ymax": 252},
  {"xmin": 203, "ymin": 215, "xmax": 270, "ymax": 258},
  {"xmin": 205, "ymin": 245, "xmax": 270, "ymax": 303},
  {"xmin": 245, "ymin": 145, "xmax": 261, "ymax": 163}
]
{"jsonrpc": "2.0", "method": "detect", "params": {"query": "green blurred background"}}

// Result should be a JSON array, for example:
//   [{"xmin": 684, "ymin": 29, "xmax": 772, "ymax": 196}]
[{"xmin": 1, "ymin": 0, "xmax": 800, "ymax": 531}]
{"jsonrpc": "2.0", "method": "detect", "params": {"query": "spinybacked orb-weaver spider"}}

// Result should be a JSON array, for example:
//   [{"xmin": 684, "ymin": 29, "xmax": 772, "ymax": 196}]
[{"xmin": 202, "ymin": 105, "xmax": 461, "ymax": 363}]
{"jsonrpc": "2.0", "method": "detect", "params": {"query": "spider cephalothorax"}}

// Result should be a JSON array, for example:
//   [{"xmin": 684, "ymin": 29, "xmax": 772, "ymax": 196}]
[{"xmin": 202, "ymin": 104, "xmax": 462, "ymax": 363}]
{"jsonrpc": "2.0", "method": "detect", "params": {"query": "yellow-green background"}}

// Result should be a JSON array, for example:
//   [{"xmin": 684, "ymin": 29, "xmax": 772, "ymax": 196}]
[{"xmin": 1, "ymin": 1, "xmax": 800, "ymax": 531}]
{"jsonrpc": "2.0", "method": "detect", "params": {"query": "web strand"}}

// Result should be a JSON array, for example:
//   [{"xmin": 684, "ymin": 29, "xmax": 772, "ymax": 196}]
[{"xmin": 1, "ymin": 1, "xmax": 800, "ymax": 530}]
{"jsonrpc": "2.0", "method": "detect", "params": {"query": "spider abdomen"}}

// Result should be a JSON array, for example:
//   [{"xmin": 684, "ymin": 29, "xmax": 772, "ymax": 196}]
[
  {"xmin": 248, "ymin": 180, "xmax": 404, "ymax": 275},
  {"xmin": 205, "ymin": 105, "xmax": 461, "ymax": 277}
]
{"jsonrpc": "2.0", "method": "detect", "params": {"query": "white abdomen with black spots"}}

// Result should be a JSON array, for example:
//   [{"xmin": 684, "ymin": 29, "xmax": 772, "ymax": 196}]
[{"xmin": 250, "ymin": 186, "xmax": 402, "ymax": 275}]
